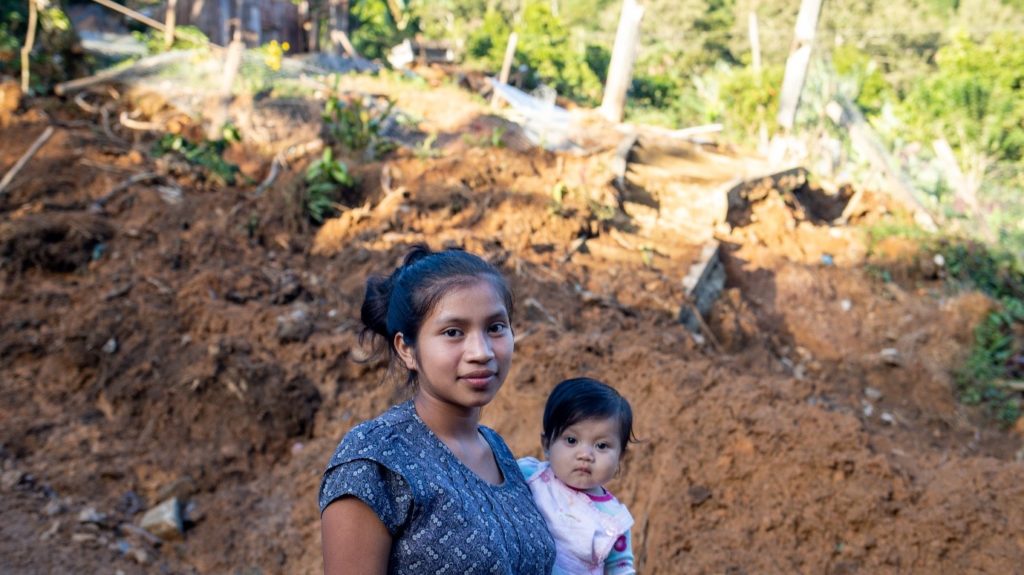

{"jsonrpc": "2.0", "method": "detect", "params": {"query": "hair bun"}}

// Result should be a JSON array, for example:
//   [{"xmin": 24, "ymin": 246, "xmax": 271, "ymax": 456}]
[{"xmin": 360, "ymin": 275, "xmax": 393, "ymax": 338}]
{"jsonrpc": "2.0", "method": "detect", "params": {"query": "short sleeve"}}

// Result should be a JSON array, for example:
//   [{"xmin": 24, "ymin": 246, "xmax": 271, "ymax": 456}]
[
  {"xmin": 604, "ymin": 529, "xmax": 636, "ymax": 575},
  {"xmin": 319, "ymin": 458, "xmax": 413, "ymax": 536},
  {"xmin": 516, "ymin": 456, "xmax": 544, "ymax": 481}
]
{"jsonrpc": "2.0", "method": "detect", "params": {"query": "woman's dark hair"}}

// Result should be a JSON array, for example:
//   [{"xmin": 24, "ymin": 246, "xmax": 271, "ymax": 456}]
[
  {"xmin": 359, "ymin": 244, "xmax": 514, "ymax": 384},
  {"xmin": 542, "ymin": 377, "xmax": 636, "ymax": 452}
]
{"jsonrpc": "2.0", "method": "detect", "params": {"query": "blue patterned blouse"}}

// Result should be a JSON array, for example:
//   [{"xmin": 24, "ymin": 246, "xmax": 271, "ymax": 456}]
[{"xmin": 319, "ymin": 400, "xmax": 556, "ymax": 574}]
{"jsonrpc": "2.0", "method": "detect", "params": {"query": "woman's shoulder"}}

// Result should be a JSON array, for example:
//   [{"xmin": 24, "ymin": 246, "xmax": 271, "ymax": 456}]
[{"xmin": 327, "ymin": 401, "xmax": 419, "ymax": 466}]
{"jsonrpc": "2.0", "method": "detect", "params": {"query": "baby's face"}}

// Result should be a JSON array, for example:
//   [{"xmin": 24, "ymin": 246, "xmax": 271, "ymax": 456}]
[{"xmin": 546, "ymin": 417, "xmax": 622, "ymax": 494}]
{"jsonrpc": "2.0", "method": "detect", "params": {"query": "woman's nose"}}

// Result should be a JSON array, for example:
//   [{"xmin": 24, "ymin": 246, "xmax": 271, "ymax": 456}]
[{"xmin": 465, "ymin": 331, "xmax": 495, "ymax": 360}]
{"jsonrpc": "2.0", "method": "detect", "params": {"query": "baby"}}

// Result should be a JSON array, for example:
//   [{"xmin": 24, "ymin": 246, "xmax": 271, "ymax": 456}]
[{"xmin": 518, "ymin": 377, "xmax": 637, "ymax": 574}]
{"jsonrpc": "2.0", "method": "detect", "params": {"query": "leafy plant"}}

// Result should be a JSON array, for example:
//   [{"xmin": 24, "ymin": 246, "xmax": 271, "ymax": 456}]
[
  {"xmin": 133, "ymin": 25, "xmax": 210, "ymax": 54},
  {"xmin": 304, "ymin": 147, "xmax": 354, "ymax": 223},
  {"xmin": 322, "ymin": 95, "xmax": 396, "ymax": 160},
  {"xmin": 152, "ymin": 129, "xmax": 241, "ymax": 185}
]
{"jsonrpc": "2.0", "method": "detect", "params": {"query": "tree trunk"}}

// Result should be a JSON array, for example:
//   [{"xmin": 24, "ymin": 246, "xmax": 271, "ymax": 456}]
[
  {"xmin": 776, "ymin": 0, "xmax": 823, "ymax": 130},
  {"xmin": 599, "ymin": 0, "xmax": 645, "ymax": 124}
]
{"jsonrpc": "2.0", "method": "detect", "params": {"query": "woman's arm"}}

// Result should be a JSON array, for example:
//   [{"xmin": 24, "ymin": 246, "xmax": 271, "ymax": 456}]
[{"xmin": 322, "ymin": 497, "xmax": 392, "ymax": 575}]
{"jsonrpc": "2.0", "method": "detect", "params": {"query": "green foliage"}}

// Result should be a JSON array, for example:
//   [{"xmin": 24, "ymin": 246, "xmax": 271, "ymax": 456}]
[
  {"xmin": 322, "ymin": 95, "xmax": 396, "ymax": 160},
  {"xmin": 899, "ymin": 33, "xmax": 1024, "ymax": 164},
  {"xmin": 831, "ymin": 44, "xmax": 893, "ymax": 117},
  {"xmin": 932, "ymin": 239, "xmax": 1023, "ymax": 425},
  {"xmin": 465, "ymin": 10, "xmax": 511, "ymax": 69},
  {"xmin": 350, "ymin": 0, "xmax": 405, "ymax": 60},
  {"xmin": 463, "ymin": 2, "xmax": 602, "ymax": 103},
  {"xmin": 515, "ymin": 2, "xmax": 603, "ymax": 102},
  {"xmin": 304, "ymin": 147, "xmax": 354, "ymax": 222},
  {"xmin": 152, "ymin": 130, "xmax": 241, "ymax": 186},
  {"xmin": 716, "ymin": 64, "xmax": 785, "ymax": 141},
  {"xmin": 956, "ymin": 300, "xmax": 1023, "ymax": 426},
  {"xmin": 132, "ymin": 25, "xmax": 210, "ymax": 54}
]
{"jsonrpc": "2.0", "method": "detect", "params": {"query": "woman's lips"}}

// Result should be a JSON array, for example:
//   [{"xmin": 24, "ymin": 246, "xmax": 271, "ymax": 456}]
[{"xmin": 461, "ymin": 371, "xmax": 496, "ymax": 388}]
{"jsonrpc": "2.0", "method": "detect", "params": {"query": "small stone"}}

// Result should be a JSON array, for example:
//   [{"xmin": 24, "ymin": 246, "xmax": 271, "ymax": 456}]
[
  {"xmin": 688, "ymin": 485, "xmax": 712, "ymax": 507},
  {"xmin": 880, "ymin": 412, "xmax": 896, "ymax": 425},
  {"xmin": 40, "ymin": 519, "xmax": 61, "ymax": 541},
  {"xmin": 862, "ymin": 403, "xmax": 874, "ymax": 417},
  {"xmin": 933, "ymin": 254, "xmax": 945, "ymax": 267},
  {"xmin": 184, "ymin": 500, "xmax": 204, "ymax": 524},
  {"xmin": 1, "ymin": 469, "xmax": 24, "ymax": 490},
  {"xmin": 44, "ymin": 499, "xmax": 66, "ymax": 516},
  {"xmin": 864, "ymin": 387, "xmax": 883, "ymax": 401},
  {"xmin": 102, "ymin": 338, "xmax": 118, "ymax": 354},
  {"xmin": 275, "ymin": 307, "xmax": 313, "ymax": 343},
  {"xmin": 840, "ymin": 299, "xmax": 852, "ymax": 312},
  {"xmin": 140, "ymin": 497, "xmax": 184, "ymax": 541},
  {"xmin": 880, "ymin": 348, "xmax": 902, "ymax": 366},
  {"xmin": 72, "ymin": 532, "xmax": 98, "ymax": 544},
  {"xmin": 128, "ymin": 548, "xmax": 150, "ymax": 565},
  {"xmin": 78, "ymin": 507, "xmax": 106, "ymax": 524}
]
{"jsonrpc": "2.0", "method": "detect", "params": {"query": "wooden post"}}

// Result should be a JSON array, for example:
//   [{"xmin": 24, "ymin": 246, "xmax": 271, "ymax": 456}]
[
  {"xmin": 328, "ymin": 0, "xmax": 342, "ymax": 54},
  {"xmin": 748, "ymin": 12, "xmax": 761, "ymax": 73},
  {"xmin": 749, "ymin": 12, "xmax": 768, "ymax": 149},
  {"xmin": 20, "ymin": 0, "xmax": 38, "ymax": 93},
  {"xmin": 164, "ymin": 0, "xmax": 178, "ymax": 50},
  {"xmin": 599, "ymin": 0, "xmax": 645, "ymax": 124},
  {"xmin": 208, "ymin": 31, "xmax": 244, "ymax": 140},
  {"xmin": 826, "ymin": 97, "xmax": 937, "ymax": 231},
  {"xmin": 491, "ymin": 32, "xmax": 518, "ymax": 106},
  {"xmin": 248, "ymin": 0, "xmax": 261, "ymax": 45},
  {"xmin": 776, "ymin": 0, "xmax": 823, "ymax": 130}
]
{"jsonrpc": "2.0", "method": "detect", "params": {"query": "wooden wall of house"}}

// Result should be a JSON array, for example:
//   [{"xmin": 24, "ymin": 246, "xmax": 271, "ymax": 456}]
[{"xmin": 170, "ymin": 0, "xmax": 306, "ymax": 50}]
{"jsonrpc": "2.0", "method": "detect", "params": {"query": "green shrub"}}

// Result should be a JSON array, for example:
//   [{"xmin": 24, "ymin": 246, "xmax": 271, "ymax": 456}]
[
  {"xmin": 322, "ymin": 95, "xmax": 396, "ymax": 160},
  {"xmin": 717, "ymin": 63, "xmax": 785, "ymax": 141},
  {"xmin": 152, "ymin": 130, "xmax": 240, "ymax": 186},
  {"xmin": 831, "ymin": 44, "xmax": 893, "ymax": 117},
  {"xmin": 304, "ymin": 147, "xmax": 354, "ymax": 223},
  {"xmin": 133, "ymin": 25, "xmax": 210, "ymax": 54}
]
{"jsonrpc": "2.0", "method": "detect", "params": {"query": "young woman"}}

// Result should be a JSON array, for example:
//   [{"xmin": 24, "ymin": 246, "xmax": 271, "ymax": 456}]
[{"xmin": 319, "ymin": 246, "xmax": 555, "ymax": 574}]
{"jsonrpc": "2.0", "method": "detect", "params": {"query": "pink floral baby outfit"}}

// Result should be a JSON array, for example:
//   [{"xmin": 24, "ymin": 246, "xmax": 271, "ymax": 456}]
[{"xmin": 518, "ymin": 457, "xmax": 636, "ymax": 574}]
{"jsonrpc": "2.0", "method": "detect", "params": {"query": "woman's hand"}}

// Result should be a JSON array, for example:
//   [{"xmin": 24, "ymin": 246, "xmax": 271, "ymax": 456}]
[{"xmin": 322, "ymin": 497, "xmax": 392, "ymax": 575}]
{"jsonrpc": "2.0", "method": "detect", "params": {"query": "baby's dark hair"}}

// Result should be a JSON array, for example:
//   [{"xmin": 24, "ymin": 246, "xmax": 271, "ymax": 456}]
[
  {"xmin": 542, "ymin": 377, "xmax": 636, "ymax": 452},
  {"xmin": 360, "ymin": 244, "xmax": 514, "ymax": 385}
]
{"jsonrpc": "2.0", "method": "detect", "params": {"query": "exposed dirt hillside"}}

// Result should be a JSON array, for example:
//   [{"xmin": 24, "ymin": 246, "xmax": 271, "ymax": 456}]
[{"xmin": 1, "ymin": 75, "xmax": 1022, "ymax": 574}]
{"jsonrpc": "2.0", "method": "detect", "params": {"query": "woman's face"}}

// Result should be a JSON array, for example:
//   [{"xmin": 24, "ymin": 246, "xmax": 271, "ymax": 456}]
[{"xmin": 397, "ymin": 279, "xmax": 514, "ymax": 411}]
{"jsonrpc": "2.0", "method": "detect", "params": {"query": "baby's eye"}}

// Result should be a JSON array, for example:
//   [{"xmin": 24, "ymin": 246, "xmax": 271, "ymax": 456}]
[
  {"xmin": 596, "ymin": 442, "xmax": 610, "ymax": 450},
  {"xmin": 564, "ymin": 436, "xmax": 577, "ymax": 446},
  {"xmin": 442, "ymin": 328, "xmax": 463, "ymax": 338}
]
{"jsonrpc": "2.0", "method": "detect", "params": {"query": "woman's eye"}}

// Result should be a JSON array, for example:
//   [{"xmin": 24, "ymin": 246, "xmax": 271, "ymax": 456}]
[
  {"xmin": 489, "ymin": 322, "xmax": 509, "ymax": 334},
  {"xmin": 442, "ymin": 328, "xmax": 463, "ymax": 337}
]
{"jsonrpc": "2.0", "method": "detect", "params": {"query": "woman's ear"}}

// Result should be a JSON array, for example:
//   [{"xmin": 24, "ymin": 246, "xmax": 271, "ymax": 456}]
[{"xmin": 394, "ymin": 333, "xmax": 417, "ymax": 371}]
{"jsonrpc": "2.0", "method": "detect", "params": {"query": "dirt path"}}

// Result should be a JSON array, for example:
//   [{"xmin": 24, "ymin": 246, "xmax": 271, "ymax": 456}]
[{"xmin": 1, "ymin": 79, "xmax": 1022, "ymax": 574}]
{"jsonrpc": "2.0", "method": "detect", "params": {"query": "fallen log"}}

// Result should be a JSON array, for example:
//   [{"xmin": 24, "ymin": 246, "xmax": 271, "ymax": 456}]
[{"xmin": 54, "ymin": 50, "xmax": 198, "ymax": 96}]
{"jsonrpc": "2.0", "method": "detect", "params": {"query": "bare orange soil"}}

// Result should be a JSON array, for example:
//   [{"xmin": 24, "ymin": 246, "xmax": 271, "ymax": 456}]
[{"xmin": 1, "ymin": 78, "xmax": 1022, "ymax": 574}]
